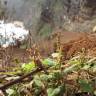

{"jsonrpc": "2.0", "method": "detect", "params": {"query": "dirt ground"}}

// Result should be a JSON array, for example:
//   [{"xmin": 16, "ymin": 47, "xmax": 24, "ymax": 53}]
[
  {"xmin": 38, "ymin": 31, "xmax": 84, "ymax": 56},
  {"xmin": 1, "ymin": 31, "xmax": 96, "ymax": 69},
  {"xmin": 8, "ymin": 31, "xmax": 84, "ymax": 58},
  {"xmin": 0, "ymin": 32, "xmax": 86, "ymax": 60},
  {"xmin": 38, "ymin": 31, "xmax": 96, "ymax": 59},
  {"xmin": 62, "ymin": 33, "xmax": 96, "ymax": 59}
]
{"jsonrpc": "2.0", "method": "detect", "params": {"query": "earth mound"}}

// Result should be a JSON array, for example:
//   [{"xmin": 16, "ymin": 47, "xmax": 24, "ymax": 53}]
[{"xmin": 62, "ymin": 34, "xmax": 96, "ymax": 59}]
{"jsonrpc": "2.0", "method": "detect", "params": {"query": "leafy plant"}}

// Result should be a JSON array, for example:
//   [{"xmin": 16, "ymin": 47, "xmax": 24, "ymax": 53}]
[
  {"xmin": 21, "ymin": 61, "xmax": 36, "ymax": 73},
  {"xmin": 0, "ymin": 40, "xmax": 96, "ymax": 96},
  {"xmin": 78, "ymin": 79, "xmax": 93, "ymax": 93}
]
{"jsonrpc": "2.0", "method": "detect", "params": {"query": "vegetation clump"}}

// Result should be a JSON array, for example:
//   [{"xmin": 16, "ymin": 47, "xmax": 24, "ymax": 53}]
[{"xmin": 0, "ymin": 33, "xmax": 95, "ymax": 96}]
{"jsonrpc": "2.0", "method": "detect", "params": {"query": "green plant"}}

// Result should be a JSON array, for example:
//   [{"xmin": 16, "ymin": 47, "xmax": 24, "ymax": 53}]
[{"xmin": 0, "ymin": 38, "xmax": 96, "ymax": 96}]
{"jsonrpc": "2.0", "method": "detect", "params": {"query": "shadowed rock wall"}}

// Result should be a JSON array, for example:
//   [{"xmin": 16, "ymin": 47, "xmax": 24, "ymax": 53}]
[{"xmin": 0, "ymin": 0, "xmax": 96, "ymax": 33}]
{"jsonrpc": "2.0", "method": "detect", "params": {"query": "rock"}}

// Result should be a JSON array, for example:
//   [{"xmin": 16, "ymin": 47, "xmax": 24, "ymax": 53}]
[
  {"xmin": 93, "ymin": 26, "xmax": 96, "ymax": 32},
  {"xmin": 0, "ymin": 20, "xmax": 29, "ymax": 48}
]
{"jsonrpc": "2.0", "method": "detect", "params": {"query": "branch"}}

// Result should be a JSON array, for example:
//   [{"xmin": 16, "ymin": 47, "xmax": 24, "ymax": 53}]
[{"xmin": 0, "ymin": 67, "xmax": 48, "ymax": 90}]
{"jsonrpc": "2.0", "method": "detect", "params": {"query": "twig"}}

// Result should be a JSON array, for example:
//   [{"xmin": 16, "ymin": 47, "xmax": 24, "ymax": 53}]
[{"xmin": 0, "ymin": 67, "xmax": 49, "ymax": 90}]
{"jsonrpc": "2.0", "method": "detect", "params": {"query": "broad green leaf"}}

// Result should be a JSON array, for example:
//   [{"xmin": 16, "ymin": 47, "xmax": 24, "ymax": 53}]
[
  {"xmin": 79, "ymin": 79, "xmax": 93, "ymax": 93},
  {"xmin": 21, "ymin": 61, "xmax": 36, "ymax": 73},
  {"xmin": 33, "ymin": 75, "xmax": 43, "ymax": 87},
  {"xmin": 51, "ymin": 86, "xmax": 61, "ymax": 96},
  {"xmin": 47, "ymin": 88, "xmax": 54, "ymax": 96},
  {"xmin": 42, "ymin": 58, "xmax": 57, "ymax": 66},
  {"xmin": 6, "ymin": 88, "xmax": 15, "ymax": 96},
  {"xmin": 34, "ymin": 79, "xmax": 43, "ymax": 87},
  {"xmin": 40, "ymin": 74, "xmax": 48, "ymax": 81},
  {"xmin": 47, "ymin": 86, "xmax": 65, "ymax": 96}
]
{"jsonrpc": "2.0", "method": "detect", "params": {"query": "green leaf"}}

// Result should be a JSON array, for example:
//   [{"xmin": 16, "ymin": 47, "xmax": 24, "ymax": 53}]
[
  {"xmin": 51, "ymin": 86, "xmax": 61, "ymax": 96},
  {"xmin": 34, "ymin": 79, "xmax": 43, "ymax": 87},
  {"xmin": 47, "ymin": 86, "xmax": 65, "ymax": 96},
  {"xmin": 6, "ymin": 88, "xmax": 15, "ymax": 96},
  {"xmin": 52, "ymin": 72, "xmax": 62, "ymax": 80},
  {"xmin": 34, "ymin": 88, "xmax": 42, "ymax": 96},
  {"xmin": 47, "ymin": 88, "xmax": 54, "ymax": 96},
  {"xmin": 47, "ymin": 87, "xmax": 61, "ymax": 96},
  {"xmin": 82, "ymin": 65, "xmax": 90, "ymax": 70},
  {"xmin": 92, "ymin": 65, "xmax": 96, "ymax": 72},
  {"xmin": 69, "ymin": 60, "xmax": 80, "ymax": 65},
  {"xmin": 33, "ymin": 75, "xmax": 43, "ymax": 87},
  {"xmin": 63, "ymin": 64, "xmax": 78, "ymax": 73},
  {"xmin": 21, "ymin": 61, "xmax": 36, "ymax": 73},
  {"xmin": 42, "ymin": 58, "xmax": 57, "ymax": 66},
  {"xmin": 47, "ymin": 74, "xmax": 53, "ymax": 80},
  {"xmin": 79, "ymin": 79, "xmax": 93, "ymax": 93},
  {"xmin": 40, "ymin": 74, "xmax": 48, "ymax": 81}
]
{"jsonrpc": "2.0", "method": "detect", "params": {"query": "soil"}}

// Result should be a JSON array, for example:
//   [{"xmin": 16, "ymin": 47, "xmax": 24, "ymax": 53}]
[
  {"xmin": 1, "ymin": 31, "xmax": 96, "ymax": 69},
  {"xmin": 38, "ymin": 31, "xmax": 84, "ymax": 56},
  {"xmin": 62, "ymin": 33, "xmax": 96, "ymax": 59}
]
